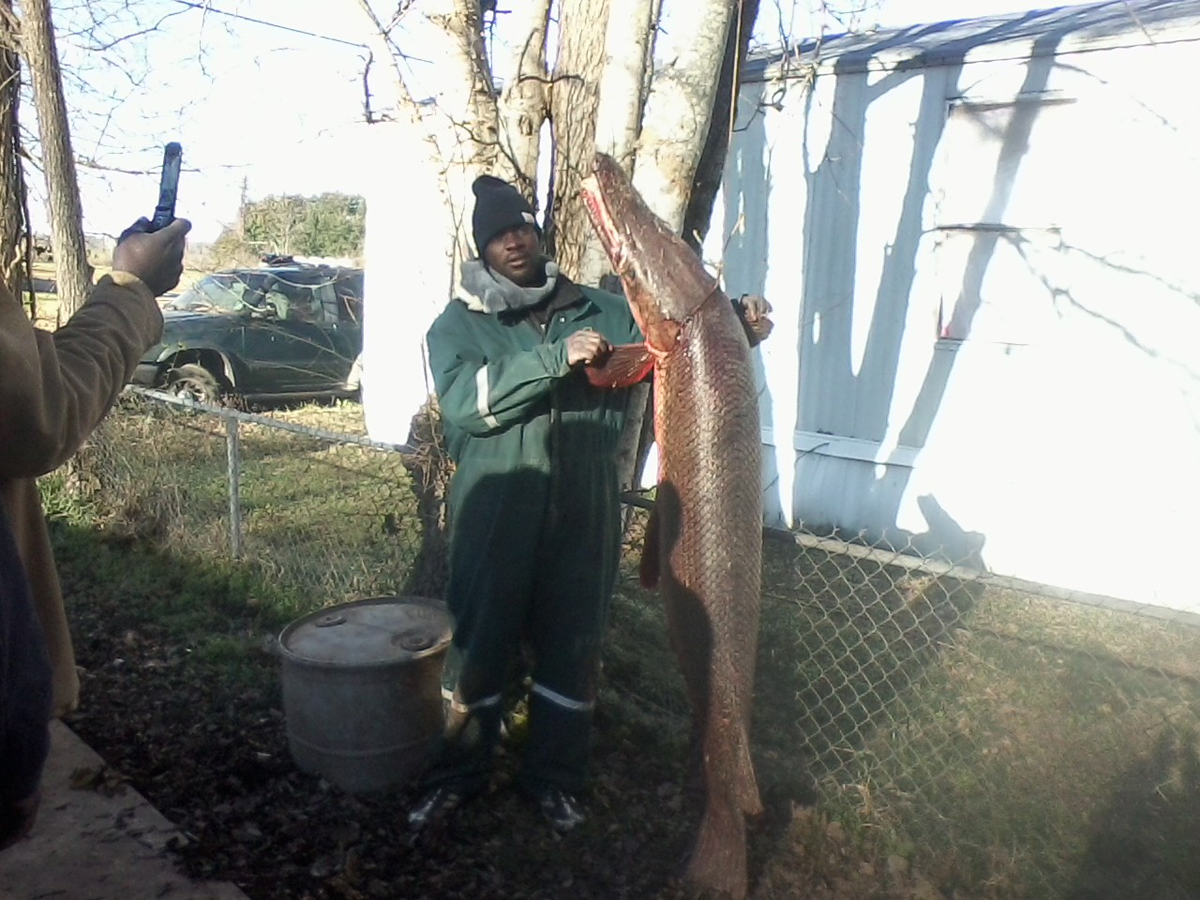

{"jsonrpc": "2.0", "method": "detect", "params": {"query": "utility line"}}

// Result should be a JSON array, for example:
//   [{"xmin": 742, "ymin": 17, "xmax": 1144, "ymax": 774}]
[{"xmin": 168, "ymin": 0, "xmax": 369, "ymax": 50}]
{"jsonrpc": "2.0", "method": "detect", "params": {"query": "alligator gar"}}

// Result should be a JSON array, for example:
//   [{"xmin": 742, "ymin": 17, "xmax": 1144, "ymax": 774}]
[{"xmin": 581, "ymin": 153, "xmax": 763, "ymax": 900}]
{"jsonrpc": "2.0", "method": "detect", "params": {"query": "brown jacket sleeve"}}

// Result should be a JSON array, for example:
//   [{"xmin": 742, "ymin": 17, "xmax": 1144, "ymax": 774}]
[
  {"xmin": 0, "ymin": 272, "xmax": 163, "ymax": 717},
  {"xmin": 0, "ymin": 272, "xmax": 162, "ymax": 480}
]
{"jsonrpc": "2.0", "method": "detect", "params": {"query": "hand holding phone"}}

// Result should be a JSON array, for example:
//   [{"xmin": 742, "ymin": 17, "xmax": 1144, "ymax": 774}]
[{"xmin": 112, "ymin": 218, "xmax": 191, "ymax": 297}]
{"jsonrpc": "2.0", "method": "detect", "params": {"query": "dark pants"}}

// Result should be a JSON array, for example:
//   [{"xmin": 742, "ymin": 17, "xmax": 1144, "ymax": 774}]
[
  {"xmin": 423, "ymin": 463, "xmax": 619, "ymax": 795},
  {"xmin": 0, "ymin": 498, "xmax": 53, "ymax": 813}
]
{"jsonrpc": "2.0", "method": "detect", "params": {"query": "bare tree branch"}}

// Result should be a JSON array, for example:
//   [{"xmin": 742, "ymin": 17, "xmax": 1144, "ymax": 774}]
[
  {"xmin": 71, "ymin": 6, "xmax": 191, "ymax": 52},
  {"xmin": 361, "ymin": 50, "xmax": 377, "ymax": 123}
]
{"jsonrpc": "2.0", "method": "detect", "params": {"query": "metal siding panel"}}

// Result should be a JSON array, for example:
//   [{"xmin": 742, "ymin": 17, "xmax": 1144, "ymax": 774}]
[{"xmin": 741, "ymin": 1, "xmax": 1200, "ymax": 82}]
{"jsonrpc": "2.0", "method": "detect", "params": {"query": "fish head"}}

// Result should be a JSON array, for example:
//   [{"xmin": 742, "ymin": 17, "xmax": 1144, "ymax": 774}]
[{"xmin": 581, "ymin": 153, "xmax": 717, "ymax": 343}]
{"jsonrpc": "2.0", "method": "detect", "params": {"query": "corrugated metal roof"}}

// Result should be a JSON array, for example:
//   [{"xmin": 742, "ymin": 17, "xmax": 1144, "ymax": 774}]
[{"xmin": 744, "ymin": 0, "xmax": 1200, "ymax": 80}]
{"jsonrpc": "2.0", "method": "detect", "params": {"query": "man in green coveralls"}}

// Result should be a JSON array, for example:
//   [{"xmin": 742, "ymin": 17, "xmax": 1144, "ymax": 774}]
[{"xmin": 409, "ymin": 175, "xmax": 637, "ymax": 832}]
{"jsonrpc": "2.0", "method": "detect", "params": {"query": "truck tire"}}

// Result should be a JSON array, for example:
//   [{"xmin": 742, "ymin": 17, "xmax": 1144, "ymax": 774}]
[{"xmin": 166, "ymin": 363, "xmax": 222, "ymax": 404}]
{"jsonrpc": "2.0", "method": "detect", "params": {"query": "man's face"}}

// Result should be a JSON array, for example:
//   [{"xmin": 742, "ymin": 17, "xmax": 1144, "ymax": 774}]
[{"xmin": 483, "ymin": 224, "xmax": 541, "ymax": 287}]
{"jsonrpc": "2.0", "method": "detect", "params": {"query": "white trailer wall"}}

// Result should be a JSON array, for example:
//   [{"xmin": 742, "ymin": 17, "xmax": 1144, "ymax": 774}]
[{"xmin": 707, "ymin": 6, "xmax": 1200, "ymax": 610}]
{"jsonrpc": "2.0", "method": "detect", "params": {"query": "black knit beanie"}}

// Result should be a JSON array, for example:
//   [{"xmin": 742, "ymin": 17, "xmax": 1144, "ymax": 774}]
[{"xmin": 472, "ymin": 175, "xmax": 540, "ymax": 256}]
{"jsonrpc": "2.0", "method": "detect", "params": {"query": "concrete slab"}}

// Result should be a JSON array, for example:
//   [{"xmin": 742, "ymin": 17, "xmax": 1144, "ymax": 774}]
[{"xmin": 0, "ymin": 721, "xmax": 249, "ymax": 900}]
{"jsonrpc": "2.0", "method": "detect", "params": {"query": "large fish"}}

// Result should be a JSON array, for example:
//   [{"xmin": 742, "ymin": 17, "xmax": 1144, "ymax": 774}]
[{"xmin": 580, "ymin": 153, "xmax": 763, "ymax": 900}]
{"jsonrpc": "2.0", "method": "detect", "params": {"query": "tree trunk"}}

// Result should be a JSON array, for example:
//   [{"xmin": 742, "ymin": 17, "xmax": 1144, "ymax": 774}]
[
  {"xmin": 419, "ymin": 0, "xmax": 499, "ymax": 263},
  {"xmin": 681, "ymin": 0, "xmax": 761, "ymax": 253},
  {"xmin": 354, "ymin": 0, "xmax": 508, "ymax": 596},
  {"xmin": 631, "ymin": 0, "xmax": 737, "ymax": 233},
  {"xmin": 593, "ymin": 0, "xmax": 659, "ymax": 170},
  {"xmin": 592, "ymin": 0, "xmax": 661, "ymax": 496},
  {"xmin": 545, "ymin": 0, "xmax": 610, "ymax": 280},
  {"xmin": 617, "ymin": 1, "xmax": 743, "ymax": 499},
  {"xmin": 493, "ymin": 0, "xmax": 550, "ymax": 200},
  {"xmin": 0, "ymin": 1, "xmax": 23, "ymax": 297},
  {"xmin": 355, "ymin": 1, "xmax": 443, "ymax": 151},
  {"xmin": 21, "ymin": 0, "xmax": 91, "ymax": 319},
  {"xmin": 354, "ymin": 0, "xmax": 501, "ymax": 262},
  {"xmin": 355, "ymin": 0, "xmax": 477, "ymax": 265},
  {"xmin": 570, "ymin": 0, "xmax": 660, "ymax": 289}
]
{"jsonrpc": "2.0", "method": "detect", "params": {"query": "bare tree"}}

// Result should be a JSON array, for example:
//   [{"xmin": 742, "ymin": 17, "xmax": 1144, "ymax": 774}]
[
  {"xmin": 542, "ymin": 0, "xmax": 610, "ymax": 278},
  {"xmin": 631, "ymin": 2, "xmax": 739, "ymax": 232},
  {"xmin": 353, "ymin": 0, "xmax": 765, "ymax": 585},
  {"xmin": 493, "ymin": 0, "xmax": 551, "ymax": 196},
  {"xmin": 0, "ymin": 0, "xmax": 24, "ymax": 297},
  {"xmin": 613, "ymin": 0, "xmax": 764, "ymax": 499},
  {"xmin": 572, "ymin": 0, "xmax": 662, "ymax": 289},
  {"xmin": 683, "ymin": 0, "xmax": 762, "ymax": 252},
  {"xmin": 21, "ymin": 0, "xmax": 94, "ymax": 318},
  {"xmin": 353, "ymin": 0, "xmax": 756, "ymax": 275}
]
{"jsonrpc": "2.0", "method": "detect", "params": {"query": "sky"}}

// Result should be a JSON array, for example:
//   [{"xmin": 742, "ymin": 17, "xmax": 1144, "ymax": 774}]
[{"xmin": 38, "ymin": 0, "xmax": 1062, "ymax": 246}]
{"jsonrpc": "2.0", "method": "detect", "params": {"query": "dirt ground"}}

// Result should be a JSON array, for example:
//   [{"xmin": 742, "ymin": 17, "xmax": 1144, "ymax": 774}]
[
  {"xmin": 42, "ymin": 501, "xmax": 979, "ymax": 900},
  {"xmin": 48, "ymin": 520, "xmax": 958, "ymax": 900},
  {"xmin": 52, "ymin": 535, "xmax": 766, "ymax": 900}
]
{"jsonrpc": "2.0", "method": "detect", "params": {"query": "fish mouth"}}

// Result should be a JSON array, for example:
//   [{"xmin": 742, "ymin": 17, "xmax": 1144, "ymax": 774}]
[
  {"xmin": 580, "ymin": 173, "xmax": 626, "ymax": 271},
  {"xmin": 581, "ymin": 153, "xmax": 720, "ymax": 330}
]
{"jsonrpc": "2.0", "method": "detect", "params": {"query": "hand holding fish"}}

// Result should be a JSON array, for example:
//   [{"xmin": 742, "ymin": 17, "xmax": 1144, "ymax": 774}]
[
  {"xmin": 739, "ymin": 294, "xmax": 771, "ymax": 322},
  {"xmin": 566, "ymin": 328, "xmax": 613, "ymax": 367},
  {"xmin": 735, "ymin": 294, "xmax": 774, "ymax": 346}
]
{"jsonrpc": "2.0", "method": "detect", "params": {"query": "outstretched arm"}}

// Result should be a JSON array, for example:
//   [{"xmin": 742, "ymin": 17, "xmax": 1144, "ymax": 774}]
[{"xmin": 0, "ymin": 219, "xmax": 190, "ymax": 479}]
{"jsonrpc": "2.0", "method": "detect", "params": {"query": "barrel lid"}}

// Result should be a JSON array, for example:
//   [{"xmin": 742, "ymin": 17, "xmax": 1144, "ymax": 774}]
[{"xmin": 279, "ymin": 596, "xmax": 453, "ymax": 667}]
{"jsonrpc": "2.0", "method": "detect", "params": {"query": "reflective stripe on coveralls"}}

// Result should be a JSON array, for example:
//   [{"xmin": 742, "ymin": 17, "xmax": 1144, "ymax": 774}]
[{"xmin": 474, "ymin": 365, "xmax": 501, "ymax": 430}]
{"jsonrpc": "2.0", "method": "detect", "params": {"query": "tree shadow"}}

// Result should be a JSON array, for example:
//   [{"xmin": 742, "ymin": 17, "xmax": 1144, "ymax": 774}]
[
  {"xmin": 753, "ymin": 493, "xmax": 985, "ymax": 773},
  {"xmin": 1064, "ymin": 727, "xmax": 1200, "ymax": 900}
]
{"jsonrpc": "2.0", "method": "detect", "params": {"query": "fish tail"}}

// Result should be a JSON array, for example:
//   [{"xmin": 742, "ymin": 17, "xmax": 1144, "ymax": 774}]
[{"xmin": 683, "ymin": 787, "xmax": 749, "ymax": 900}]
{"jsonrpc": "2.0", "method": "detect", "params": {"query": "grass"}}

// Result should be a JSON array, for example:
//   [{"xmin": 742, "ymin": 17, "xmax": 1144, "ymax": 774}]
[
  {"xmin": 48, "ymin": 395, "xmax": 418, "ymax": 633},
  {"xmin": 748, "ymin": 560, "xmax": 1200, "ymax": 898},
  {"xmin": 41, "ymin": 395, "xmax": 1200, "ymax": 899}
]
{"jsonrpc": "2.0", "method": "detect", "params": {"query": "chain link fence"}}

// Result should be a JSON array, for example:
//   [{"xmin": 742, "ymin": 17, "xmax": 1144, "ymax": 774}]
[
  {"xmin": 745, "ymin": 529, "xmax": 1200, "ymax": 897},
  {"xmin": 62, "ymin": 388, "xmax": 1200, "ymax": 898},
  {"xmin": 63, "ymin": 388, "xmax": 429, "ymax": 615}
]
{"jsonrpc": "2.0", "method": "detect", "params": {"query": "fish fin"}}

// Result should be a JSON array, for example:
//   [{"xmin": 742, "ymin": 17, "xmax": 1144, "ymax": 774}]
[
  {"xmin": 584, "ymin": 343, "xmax": 655, "ymax": 389},
  {"xmin": 683, "ymin": 730, "xmax": 761, "ymax": 900},
  {"xmin": 638, "ymin": 505, "xmax": 660, "ymax": 588}
]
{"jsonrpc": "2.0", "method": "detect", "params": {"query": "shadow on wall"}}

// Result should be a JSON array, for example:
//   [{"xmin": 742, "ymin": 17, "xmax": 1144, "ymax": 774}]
[
  {"xmin": 726, "ymin": 6, "xmax": 1157, "ymax": 545},
  {"xmin": 720, "ymin": 90, "xmax": 778, "ymax": 522},
  {"xmin": 908, "ymin": 493, "xmax": 986, "ymax": 568}
]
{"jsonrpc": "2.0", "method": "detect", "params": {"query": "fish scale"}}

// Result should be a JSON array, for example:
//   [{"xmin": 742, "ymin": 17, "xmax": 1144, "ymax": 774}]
[{"xmin": 655, "ymin": 293, "xmax": 763, "ymax": 890}]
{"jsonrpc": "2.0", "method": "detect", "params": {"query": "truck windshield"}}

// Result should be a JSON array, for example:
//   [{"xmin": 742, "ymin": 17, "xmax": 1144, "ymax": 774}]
[{"xmin": 165, "ymin": 274, "xmax": 258, "ymax": 313}]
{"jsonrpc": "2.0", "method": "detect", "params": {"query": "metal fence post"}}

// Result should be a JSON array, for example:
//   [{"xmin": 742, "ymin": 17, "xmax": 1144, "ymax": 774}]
[{"xmin": 226, "ymin": 414, "xmax": 242, "ymax": 559}]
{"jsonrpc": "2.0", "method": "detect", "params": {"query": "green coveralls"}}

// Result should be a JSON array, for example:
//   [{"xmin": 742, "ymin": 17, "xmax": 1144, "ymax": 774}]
[{"xmin": 424, "ymin": 276, "xmax": 641, "ymax": 794}]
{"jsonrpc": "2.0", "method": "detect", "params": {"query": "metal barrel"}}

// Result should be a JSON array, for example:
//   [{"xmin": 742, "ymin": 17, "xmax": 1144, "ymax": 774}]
[{"xmin": 277, "ymin": 596, "xmax": 453, "ymax": 794}]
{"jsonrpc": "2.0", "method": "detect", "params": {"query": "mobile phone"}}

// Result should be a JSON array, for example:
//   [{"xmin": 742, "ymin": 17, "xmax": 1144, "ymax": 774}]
[{"xmin": 149, "ymin": 142, "xmax": 182, "ymax": 232}]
